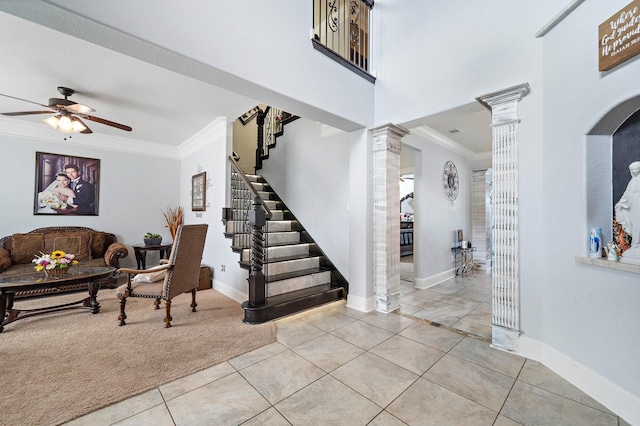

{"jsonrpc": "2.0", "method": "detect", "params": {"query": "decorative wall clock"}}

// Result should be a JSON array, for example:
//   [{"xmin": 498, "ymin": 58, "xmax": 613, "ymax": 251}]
[{"xmin": 443, "ymin": 161, "xmax": 459, "ymax": 201}]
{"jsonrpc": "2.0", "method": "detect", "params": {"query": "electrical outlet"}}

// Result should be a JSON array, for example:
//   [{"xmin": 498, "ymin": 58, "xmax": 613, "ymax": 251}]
[{"xmin": 221, "ymin": 265, "xmax": 226, "ymax": 272}]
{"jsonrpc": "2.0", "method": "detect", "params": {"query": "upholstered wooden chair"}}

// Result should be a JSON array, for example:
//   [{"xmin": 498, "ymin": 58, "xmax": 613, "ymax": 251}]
[{"xmin": 116, "ymin": 224, "xmax": 208, "ymax": 328}]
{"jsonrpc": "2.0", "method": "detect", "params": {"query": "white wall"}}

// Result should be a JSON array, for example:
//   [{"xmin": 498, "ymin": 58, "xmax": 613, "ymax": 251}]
[
  {"xmin": 259, "ymin": 119, "xmax": 351, "ymax": 281},
  {"xmin": 538, "ymin": 0, "xmax": 640, "ymax": 410},
  {"xmin": 30, "ymin": 0, "xmax": 374, "ymax": 131},
  {"xmin": 0, "ymin": 129, "xmax": 180, "ymax": 269},
  {"xmin": 402, "ymin": 133, "xmax": 475, "ymax": 286},
  {"xmin": 178, "ymin": 118, "xmax": 250, "ymax": 303},
  {"xmin": 373, "ymin": 0, "xmax": 559, "ymax": 126}
]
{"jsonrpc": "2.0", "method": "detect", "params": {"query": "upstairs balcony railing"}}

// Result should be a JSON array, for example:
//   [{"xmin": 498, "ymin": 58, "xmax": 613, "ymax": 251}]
[{"xmin": 312, "ymin": 0, "xmax": 375, "ymax": 82}]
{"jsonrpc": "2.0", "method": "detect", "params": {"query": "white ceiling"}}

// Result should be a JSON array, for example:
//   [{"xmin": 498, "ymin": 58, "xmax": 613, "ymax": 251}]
[
  {"xmin": 0, "ymin": 10, "xmax": 492, "ymax": 155},
  {"xmin": 0, "ymin": 11, "xmax": 257, "ymax": 147}
]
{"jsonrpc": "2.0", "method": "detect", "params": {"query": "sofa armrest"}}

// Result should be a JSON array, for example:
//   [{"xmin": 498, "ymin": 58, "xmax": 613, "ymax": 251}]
[
  {"xmin": 0, "ymin": 248, "xmax": 12, "ymax": 274},
  {"xmin": 104, "ymin": 243, "xmax": 129, "ymax": 268}
]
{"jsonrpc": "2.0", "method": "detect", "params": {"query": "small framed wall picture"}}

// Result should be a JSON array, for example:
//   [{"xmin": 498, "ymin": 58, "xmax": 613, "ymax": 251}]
[{"xmin": 191, "ymin": 172, "xmax": 206, "ymax": 211}]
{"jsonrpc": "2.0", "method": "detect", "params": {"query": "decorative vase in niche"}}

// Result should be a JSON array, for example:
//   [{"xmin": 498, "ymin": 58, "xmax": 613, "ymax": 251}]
[
  {"xmin": 144, "ymin": 237, "xmax": 162, "ymax": 246},
  {"xmin": 589, "ymin": 227, "xmax": 602, "ymax": 258}
]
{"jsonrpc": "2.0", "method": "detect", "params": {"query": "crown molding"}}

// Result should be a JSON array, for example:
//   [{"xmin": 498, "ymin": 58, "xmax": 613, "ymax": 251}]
[
  {"xmin": 536, "ymin": 0, "xmax": 586, "ymax": 38},
  {"xmin": 0, "ymin": 115, "xmax": 185, "ymax": 159},
  {"xmin": 412, "ymin": 126, "xmax": 491, "ymax": 161},
  {"xmin": 178, "ymin": 116, "xmax": 227, "ymax": 158}
]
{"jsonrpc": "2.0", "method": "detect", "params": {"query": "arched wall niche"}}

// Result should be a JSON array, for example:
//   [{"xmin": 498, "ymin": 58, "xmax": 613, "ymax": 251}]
[{"xmin": 586, "ymin": 94, "xmax": 640, "ymax": 248}]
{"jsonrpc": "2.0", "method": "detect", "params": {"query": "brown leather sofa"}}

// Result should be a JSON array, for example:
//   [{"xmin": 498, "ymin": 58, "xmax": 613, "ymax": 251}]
[{"xmin": 0, "ymin": 226, "xmax": 128, "ymax": 298}]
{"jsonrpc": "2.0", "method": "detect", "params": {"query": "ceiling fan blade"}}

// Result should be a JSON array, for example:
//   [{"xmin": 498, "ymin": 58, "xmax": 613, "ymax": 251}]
[
  {"xmin": 48, "ymin": 98, "xmax": 94, "ymax": 114},
  {"xmin": 81, "ymin": 114, "xmax": 132, "ymax": 132},
  {"xmin": 75, "ymin": 117, "xmax": 93, "ymax": 134},
  {"xmin": 66, "ymin": 103, "xmax": 95, "ymax": 114},
  {"xmin": 0, "ymin": 93, "xmax": 50, "ymax": 109},
  {"xmin": 1, "ymin": 110, "xmax": 53, "ymax": 116}
]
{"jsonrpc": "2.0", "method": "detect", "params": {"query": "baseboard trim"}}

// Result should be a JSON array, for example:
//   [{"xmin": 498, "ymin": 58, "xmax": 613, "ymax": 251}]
[
  {"xmin": 517, "ymin": 335, "xmax": 640, "ymax": 425},
  {"xmin": 212, "ymin": 279, "xmax": 247, "ymax": 305},
  {"xmin": 346, "ymin": 293, "xmax": 375, "ymax": 312},
  {"xmin": 414, "ymin": 269, "xmax": 455, "ymax": 289}
]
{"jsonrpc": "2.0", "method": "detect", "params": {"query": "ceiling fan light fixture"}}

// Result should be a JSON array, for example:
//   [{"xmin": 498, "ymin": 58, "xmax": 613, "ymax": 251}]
[
  {"xmin": 44, "ymin": 114, "xmax": 60, "ymax": 129},
  {"xmin": 43, "ymin": 114, "xmax": 86, "ymax": 133},
  {"xmin": 70, "ymin": 116, "xmax": 87, "ymax": 132}
]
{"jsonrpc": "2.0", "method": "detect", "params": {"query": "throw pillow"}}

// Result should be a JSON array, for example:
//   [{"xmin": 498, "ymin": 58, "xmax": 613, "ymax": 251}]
[
  {"xmin": 44, "ymin": 231, "xmax": 92, "ymax": 261},
  {"xmin": 0, "ymin": 248, "xmax": 12, "ymax": 271},
  {"xmin": 12, "ymin": 233, "xmax": 45, "ymax": 264},
  {"xmin": 90, "ymin": 231, "xmax": 107, "ymax": 258},
  {"xmin": 132, "ymin": 264, "xmax": 167, "ymax": 283}
]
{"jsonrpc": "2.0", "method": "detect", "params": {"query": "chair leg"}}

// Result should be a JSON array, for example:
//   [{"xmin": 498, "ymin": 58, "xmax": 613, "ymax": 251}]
[
  {"xmin": 118, "ymin": 296, "xmax": 127, "ymax": 326},
  {"xmin": 190, "ymin": 289, "xmax": 197, "ymax": 312},
  {"xmin": 164, "ymin": 299, "xmax": 172, "ymax": 328},
  {"xmin": 154, "ymin": 298, "xmax": 161, "ymax": 310}
]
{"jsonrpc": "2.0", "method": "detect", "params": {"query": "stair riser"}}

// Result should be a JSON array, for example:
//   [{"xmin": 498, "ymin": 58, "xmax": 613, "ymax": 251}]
[
  {"xmin": 242, "ymin": 243, "xmax": 311, "ymax": 262},
  {"xmin": 266, "ymin": 232, "xmax": 300, "ymax": 246},
  {"xmin": 250, "ymin": 182, "xmax": 269, "ymax": 191},
  {"xmin": 264, "ymin": 257, "xmax": 320, "ymax": 276},
  {"xmin": 227, "ymin": 220, "xmax": 296, "ymax": 234},
  {"xmin": 268, "ymin": 271, "xmax": 332, "ymax": 297}
]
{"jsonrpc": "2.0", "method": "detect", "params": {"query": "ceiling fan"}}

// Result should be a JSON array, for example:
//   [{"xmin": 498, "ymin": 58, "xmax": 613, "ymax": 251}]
[{"xmin": 0, "ymin": 86, "xmax": 132, "ymax": 138}]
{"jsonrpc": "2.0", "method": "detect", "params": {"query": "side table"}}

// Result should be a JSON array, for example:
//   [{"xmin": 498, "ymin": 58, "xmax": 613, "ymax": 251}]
[
  {"xmin": 451, "ymin": 246, "xmax": 476, "ymax": 277},
  {"xmin": 132, "ymin": 243, "xmax": 172, "ymax": 269}
]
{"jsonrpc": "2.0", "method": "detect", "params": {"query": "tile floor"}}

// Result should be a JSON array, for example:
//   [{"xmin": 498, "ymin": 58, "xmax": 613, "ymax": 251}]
[
  {"xmin": 65, "ymin": 290, "xmax": 628, "ymax": 425},
  {"xmin": 398, "ymin": 258, "xmax": 492, "ymax": 340}
]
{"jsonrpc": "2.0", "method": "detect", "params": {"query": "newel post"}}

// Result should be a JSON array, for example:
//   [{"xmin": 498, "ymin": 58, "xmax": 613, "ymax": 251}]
[{"xmin": 248, "ymin": 196, "xmax": 266, "ymax": 307}]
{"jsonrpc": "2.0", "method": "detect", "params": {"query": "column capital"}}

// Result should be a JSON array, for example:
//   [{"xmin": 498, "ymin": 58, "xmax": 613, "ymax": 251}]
[
  {"xmin": 476, "ymin": 83, "xmax": 530, "ymax": 125},
  {"xmin": 370, "ymin": 123, "xmax": 410, "ymax": 139},
  {"xmin": 370, "ymin": 123, "xmax": 409, "ymax": 154}
]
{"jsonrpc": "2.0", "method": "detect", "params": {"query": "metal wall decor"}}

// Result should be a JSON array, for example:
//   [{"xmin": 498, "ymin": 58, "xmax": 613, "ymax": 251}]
[{"xmin": 443, "ymin": 160, "xmax": 459, "ymax": 201}]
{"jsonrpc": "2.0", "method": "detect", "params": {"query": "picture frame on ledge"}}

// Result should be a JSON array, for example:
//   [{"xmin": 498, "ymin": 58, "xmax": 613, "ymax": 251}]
[{"xmin": 191, "ymin": 172, "xmax": 206, "ymax": 211}]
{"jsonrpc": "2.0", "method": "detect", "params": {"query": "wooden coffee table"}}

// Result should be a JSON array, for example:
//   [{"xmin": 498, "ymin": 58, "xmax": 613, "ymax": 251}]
[{"xmin": 0, "ymin": 266, "xmax": 115, "ymax": 333}]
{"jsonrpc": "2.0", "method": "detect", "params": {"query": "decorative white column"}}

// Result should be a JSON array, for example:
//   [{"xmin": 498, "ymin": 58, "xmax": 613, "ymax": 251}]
[
  {"xmin": 477, "ymin": 83, "xmax": 529, "ymax": 351},
  {"xmin": 371, "ymin": 123, "xmax": 409, "ymax": 313}
]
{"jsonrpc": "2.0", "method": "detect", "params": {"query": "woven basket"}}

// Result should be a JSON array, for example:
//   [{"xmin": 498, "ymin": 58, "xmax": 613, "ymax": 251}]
[{"xmin": 44, "ymin": 267, "xmax": 68, "ymax": 278}]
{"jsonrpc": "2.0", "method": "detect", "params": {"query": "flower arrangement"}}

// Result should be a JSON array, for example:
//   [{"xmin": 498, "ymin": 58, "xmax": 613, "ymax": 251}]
[
  {"xmin": 145, "ymin": 232, "xmax": 162, "ymax": 239},
  {"xmin": 32, "ymin": 250, "xmax": 78, "ymax": 272}
]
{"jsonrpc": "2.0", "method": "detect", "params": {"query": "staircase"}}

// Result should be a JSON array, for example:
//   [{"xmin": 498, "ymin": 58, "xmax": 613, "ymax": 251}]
[{"xmin": 224, "ymin": 171, "xmax": 347, "ymax": 324}]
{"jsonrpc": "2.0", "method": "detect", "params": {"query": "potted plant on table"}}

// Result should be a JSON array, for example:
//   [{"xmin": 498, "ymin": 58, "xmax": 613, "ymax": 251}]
[{"xmin": 143, "ymin": 232, "xmax": 162, "ymax": 246}]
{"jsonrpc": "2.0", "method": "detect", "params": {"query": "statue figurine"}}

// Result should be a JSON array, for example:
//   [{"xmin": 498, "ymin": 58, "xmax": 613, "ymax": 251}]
[
  {"xmin": 615, "ymin": 161, "xmax": 640, "ymax": 264},
  {"xmin": 606, "ymin": 242, "xmax": 619, "ymax": 261}
]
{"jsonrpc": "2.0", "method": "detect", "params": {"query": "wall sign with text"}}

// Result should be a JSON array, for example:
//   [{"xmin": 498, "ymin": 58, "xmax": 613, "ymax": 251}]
[{"xmin": 599, "ymin": 0, "xmax": 640, "ymax": 71}]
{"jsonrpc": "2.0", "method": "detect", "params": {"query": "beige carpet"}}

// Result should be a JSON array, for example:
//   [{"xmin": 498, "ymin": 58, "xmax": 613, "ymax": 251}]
[{"xmin": 0, "ymin": 289, "xmax": 276, "ymax": 426}]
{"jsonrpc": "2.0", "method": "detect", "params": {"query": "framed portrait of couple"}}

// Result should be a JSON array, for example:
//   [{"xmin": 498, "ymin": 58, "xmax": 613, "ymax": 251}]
[{"xmin": 34, "ymin": 151, "xmax": 100, "ymax": 216}]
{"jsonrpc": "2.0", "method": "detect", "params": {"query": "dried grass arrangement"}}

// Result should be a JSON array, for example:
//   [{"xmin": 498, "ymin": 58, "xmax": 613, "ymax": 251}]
[{"xmin": 162, "ymin": 206, "xmax": 184, "ymax": 240}]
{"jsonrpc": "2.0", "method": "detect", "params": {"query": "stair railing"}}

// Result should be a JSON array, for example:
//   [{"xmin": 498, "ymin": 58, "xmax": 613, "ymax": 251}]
[
  {"xmin": 225, "ymin": 156, "xmax": 271, "ymax": 307},
  {"xmin": 255, "ymin": 106, "xmax": 293, "ymax": 172},
  {"xmin": 226, "ymin": 156, "xmax": 272, "ymax": 249}
]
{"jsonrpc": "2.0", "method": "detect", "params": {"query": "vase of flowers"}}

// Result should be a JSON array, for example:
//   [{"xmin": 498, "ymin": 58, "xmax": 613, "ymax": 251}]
[{"xmin": 33, "ymin": 251, "xmax": 79, "ymax": 278}]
